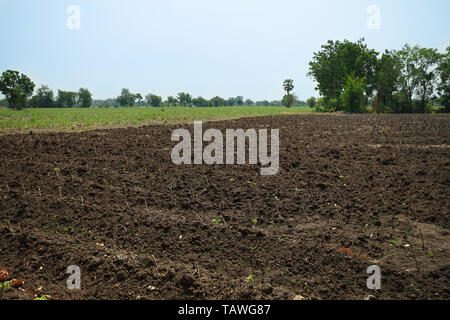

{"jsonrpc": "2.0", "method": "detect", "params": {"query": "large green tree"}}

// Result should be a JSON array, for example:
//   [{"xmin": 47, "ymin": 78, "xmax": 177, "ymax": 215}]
[
  {"xmin": 308, "ymin": 39, "xmax": 378, "ymax": 107},
  {"xmin": 397, "ymin": 44, "xmax": 441, "ymax": 113},
  {"xmin": 0, "ymin": 70, "xmax": 35, "ymax": 109}
]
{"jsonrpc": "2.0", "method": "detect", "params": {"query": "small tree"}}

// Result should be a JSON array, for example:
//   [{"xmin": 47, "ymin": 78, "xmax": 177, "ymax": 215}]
[
  {"xmin": 177, "ymin": 92, "xmax": 192, "ymax": 106},
  {"xmin": 78, "ymin": 88, "xmax": 92, "ymax": 108},
  {"xmin": 56, "ymin": 90, "xmax": 77, "ymax": 108},
  {"xmin": 341, "ymin": 75, "xmax": 366, "ymax": 113},
  {"xmin": 0, "ymin": 70, "xmax": 35, "ymax": 110},
  {"xmin": 235, "ymin": 96, "xmax": 244, "ymax": 106},
  {"xmin": 167, "ymin": 96, "xmax": 178, "ymax": 107},
  {"xmin": 117, "ymin": 88, "xmax": 136, "ymax": 107},
  {"xmin": 30, "ymin": 85, "xmax": 55, "ymax": 108},
  {"xmin": 283, "ymin": 79, "xmax": 295, "ymax": 107},
  {"xmin": 135, "ymin": 93, "xmax": 143, "ymax": 107},
  {"xmin": 282, "ymin": 93, "xmax": 297, "ymax": 108},
  {"xmin": 306, "ymin": 97, "xmax": 316, "ymax": 109},
  {"xmin": 147, "ymin": 94, "xmax": 162, "ymax": 107}
]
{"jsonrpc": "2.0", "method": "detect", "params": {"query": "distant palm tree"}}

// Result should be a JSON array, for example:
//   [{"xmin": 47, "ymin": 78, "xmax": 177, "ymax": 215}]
[{"xmin": 283, "ymin": 79, "xmax": 295, "ymax": 107}]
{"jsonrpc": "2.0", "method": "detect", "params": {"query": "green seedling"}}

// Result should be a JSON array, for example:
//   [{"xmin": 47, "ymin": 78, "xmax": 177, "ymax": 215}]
[
  {"xmin": 252, "ymin": 219, "xmax": 258, "ymax": 224},
  {"xmin": 408, "ymin": 283, "xmax": 420, "ymax": 295},
  {"xmin": 34, "ymin": 294, "xmax": 51, "ymax": 300},
  {"xmin": 390, "ymin": 240, "xmax": 399, "ymax": 246},
  {"xmin": 0, "ymin": 281, "xmax": 11, "ymax": 299},
  {"xmin": 54, "ymin": 168, "xmax": 61, "ymax": 179},
  {"xmin": 247, "ymin": 274, "xmax": 254, "ymax": 287},
  {"xmin": 229, "ymin": 178, "xmax": 235, "ymax": 182},
  {"xmin": 274, "ymin": 196, "xmax": 279, "ymax": 201},
  {"xmin": 212, "ymin": 218, "xmax": 222, "ymax": 224},
  {"xmin": 3, "ymin": 219, "xmax": 11, "ymax": 228}
]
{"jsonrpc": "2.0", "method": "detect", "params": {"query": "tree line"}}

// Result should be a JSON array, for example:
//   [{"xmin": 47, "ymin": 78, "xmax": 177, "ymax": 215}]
[
  {"xmin": 0, "ymin": 70, "xmax": 309, "ymax": 109},
  {"xmin": 0, "ymin": 71, "xmax": 93, "ymax": 109},
  {"xmin": 93, "ymin": 88, "xmax": 308, "ymax": 108},
  {"xmin": 308, "ymin": 39, "xmax": 450, "ymax": 113}
]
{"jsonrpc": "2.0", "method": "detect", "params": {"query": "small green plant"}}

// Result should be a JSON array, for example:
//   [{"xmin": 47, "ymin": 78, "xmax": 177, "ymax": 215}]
[
  {"xmin": 274, "ymin": 196, "xmax": 279, "ymax": 201},
  {"xmin": 247, "ymin": 274, "xmax": 254, "ymax": 287},
  {"xmin": 54, "ymin": 168, "xmax": 61, "ymax": 179},
  {"xmin": 0, "ymin": 281, "xmax": 11, "ymax": 299},
  {"xmin": 3, "ymin": 219, "xmax": 11, "ymax": 229},
  {"xmin": 391, "ymin": 240, "xmax": 399, "ymax": 246},
  {"xmin": 212, "ymin": 218, "xmax": 222, "ymax": 224},
  {"xmin": 229, "ymin": 178, "xmax": 235, "ymax": 182},
  {"xmin": 252, "ymin": 219, "xmax": 258, "ymax": 224},
  {"xmin": 408, "ymin": 283, "xmax": 420, "ymax": 295},
  {"xmin": 34, "ymin": 294, "xmax": 51, "ymax": 300}
]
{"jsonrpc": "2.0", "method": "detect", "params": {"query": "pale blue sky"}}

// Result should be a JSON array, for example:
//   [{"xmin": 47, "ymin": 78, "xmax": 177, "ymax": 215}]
[{"xmin": 0, "ymin": 0, "xmax": 449, "ymax": 101}]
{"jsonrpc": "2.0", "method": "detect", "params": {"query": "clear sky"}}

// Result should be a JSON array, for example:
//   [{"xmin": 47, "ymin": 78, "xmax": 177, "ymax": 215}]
[{"xmin": 0, "ymin": 0, "xmax": 449, "ymax": 101}]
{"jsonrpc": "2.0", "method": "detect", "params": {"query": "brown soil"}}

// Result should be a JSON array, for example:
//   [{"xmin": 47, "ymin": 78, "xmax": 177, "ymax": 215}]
[{"xmin": 0, "ymin": 114, "xmax": 449, "ymax": 300}]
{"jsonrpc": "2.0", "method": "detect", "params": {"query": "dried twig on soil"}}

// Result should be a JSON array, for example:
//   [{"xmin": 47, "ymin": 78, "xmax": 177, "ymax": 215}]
[
  {"xmin": 418, "ymin": 228, "xmax": 425, "ymax": 251},
  {"xmin": 144, "ymin": 198, "xmax": 150, "ymax": 215},
  {"xmin": 151, "ymin": 255, "xmax": 161, "ymax": 276},
  {"xmin": 220, "ymin": 215, "xmax": 229, "ymax": 229},
  {"xmin": 194, "ymin": 211, "xmax": 204, "ymax": 225},
  {"xmin": 408, "ymin": 246, "xmax": 420, "ymax": 272}
]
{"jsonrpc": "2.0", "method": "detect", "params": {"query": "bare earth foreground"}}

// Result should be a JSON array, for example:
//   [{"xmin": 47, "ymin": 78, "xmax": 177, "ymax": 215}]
[{"xmin": 0, "ymin": 114, "xmax": 449, "ymax": 300}]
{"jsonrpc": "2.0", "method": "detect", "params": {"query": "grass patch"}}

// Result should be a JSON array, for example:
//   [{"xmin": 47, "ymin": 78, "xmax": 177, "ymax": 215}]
[{"xmin": 0, "ymin": 106, "xmax": 313, "ymax": 133}]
